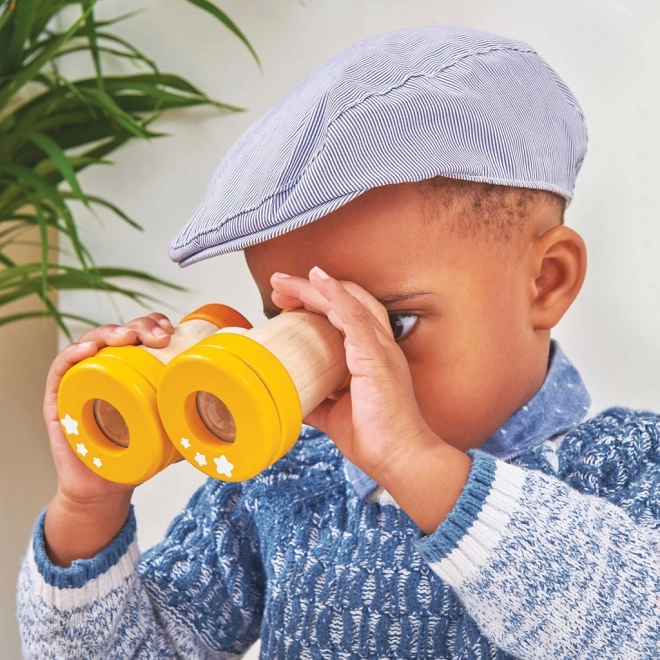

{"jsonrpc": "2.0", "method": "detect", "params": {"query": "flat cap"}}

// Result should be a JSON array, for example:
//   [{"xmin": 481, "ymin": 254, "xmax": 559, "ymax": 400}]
[{"xmin": 169, "ymin": 26, "xmax": 587, "ymax": 267}]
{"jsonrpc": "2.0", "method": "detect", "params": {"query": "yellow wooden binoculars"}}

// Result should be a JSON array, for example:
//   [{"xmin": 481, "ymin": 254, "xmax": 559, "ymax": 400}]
[{"xmin": 57, "ymin": 304, "xmax": 350, "ymax": 485}]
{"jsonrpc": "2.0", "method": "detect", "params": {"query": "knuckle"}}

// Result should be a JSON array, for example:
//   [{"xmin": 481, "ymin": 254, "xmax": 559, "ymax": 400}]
[
  {"xmin": 60, "ymin": 343, "xmax": 82, "ymax": 360},
  {"xmin": 147, "ymin": 311, "xmax": 169, "ymax": 322},
  {"xmin": 48, "ymin": 355, "xmax": 70, "ymax": 381},
  {"xmin": 350, "ymin": 303, "xmax": 371, "ymax": 324},
  {"xmin": 81, "ymin": 324, "xmax": 117, "ymax": 340},
  {"xmin": 341, "ymin": 281, "xmax": 365, "ymax": 297},
  {"xmin": 127, "ymin": 317, "xmax": 156, "ymax": 330},
  {"xmin": 103, "ymin": 324, "xmax": 122, "ymax": 333}
]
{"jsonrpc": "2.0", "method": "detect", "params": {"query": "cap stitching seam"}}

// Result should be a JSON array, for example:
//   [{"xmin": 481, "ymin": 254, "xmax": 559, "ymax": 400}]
[
  {"xmin": 174, "ymin": 190, "xmax": 366, "ymax": 262},
  {"xmin": 174, "ymin": 177, "xmax": 573, "ymax": 265},
  {"xmin": 175, "ymin": 172, "xmax": 572, "ymax": 264}
]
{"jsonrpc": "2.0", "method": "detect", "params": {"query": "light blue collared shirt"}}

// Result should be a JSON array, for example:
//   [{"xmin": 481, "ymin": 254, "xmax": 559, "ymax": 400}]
[{"xmin": 344, "ymin": 340, "xmax": 591, "ymax": 498}]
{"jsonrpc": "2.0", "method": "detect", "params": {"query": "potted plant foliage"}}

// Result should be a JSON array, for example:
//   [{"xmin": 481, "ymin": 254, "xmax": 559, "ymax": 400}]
[{"xmin": 0, "ymin": 0, "xmax": 258, "ymax": 338}]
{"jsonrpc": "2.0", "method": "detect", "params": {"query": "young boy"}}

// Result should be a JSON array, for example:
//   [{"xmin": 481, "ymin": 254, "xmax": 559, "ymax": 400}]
[{"xmin": 18, "ymin": 26, "xmax": 660, "ymax": 659}]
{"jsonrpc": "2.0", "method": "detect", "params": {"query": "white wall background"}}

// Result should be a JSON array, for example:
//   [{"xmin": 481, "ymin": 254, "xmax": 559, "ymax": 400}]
[{"xmin": 5, "ymin": 0, "xmax": 660, "ymax": 657}]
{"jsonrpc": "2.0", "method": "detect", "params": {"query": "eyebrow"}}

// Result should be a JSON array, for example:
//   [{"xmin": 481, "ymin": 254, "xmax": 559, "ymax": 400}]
[
  {"xmin": 373, "ymin": 291, "xmax": 433, "ymax": 306},
  {"xmin": 262, "ymin": 291, "xmax": 433, "ymax": 318}
]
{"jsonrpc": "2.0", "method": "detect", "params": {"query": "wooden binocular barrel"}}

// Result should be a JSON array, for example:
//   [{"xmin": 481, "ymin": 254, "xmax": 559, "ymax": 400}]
[
  {"xmin": 156, "ymin": 308, "xmax": 350, "ymax": 482},
  {"xmin": 57, "ymin": 304, "xmax": 349, "ymax": 485}
]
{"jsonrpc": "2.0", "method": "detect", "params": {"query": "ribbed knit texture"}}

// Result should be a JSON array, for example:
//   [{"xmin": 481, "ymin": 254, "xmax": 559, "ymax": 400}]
[
  {"xmin": 18, "ymin": 409, "xmax": 660, "ymax": 658},
  {"xmin": 31, "ymin": 506, "xmax": 137, "ymax": 589}
]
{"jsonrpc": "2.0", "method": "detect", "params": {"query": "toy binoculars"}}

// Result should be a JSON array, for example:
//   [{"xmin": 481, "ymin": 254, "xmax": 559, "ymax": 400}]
[{"xmin": 57, "ymin": 304, "xmax": 350, "ymax": 485}]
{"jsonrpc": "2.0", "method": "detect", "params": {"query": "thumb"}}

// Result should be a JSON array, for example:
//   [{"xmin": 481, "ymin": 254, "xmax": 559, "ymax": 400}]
[
  {"xmin": 302, "ymin": 398, "xmax": 335, "ymax": 436},
  {"xmin": 302, "ymin": 392, "xmax": 354, "ymax": 458}
]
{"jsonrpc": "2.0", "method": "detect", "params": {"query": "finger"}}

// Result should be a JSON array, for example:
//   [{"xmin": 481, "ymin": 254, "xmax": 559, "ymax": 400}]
[
  {"xmin": 46, "ymin": 314, "xmax": 172, "ymax": 423},
  {"xmin": 271, "ymin": 289, "xmax": 329, "ymax": 317},
  {"xmin": 122, "ymin": 316, "xmax": 172, "ymax": 346},
  {"xmin": 308, "ymin": 266, "xmax": 386, "ymax": 365},
  {"xmin": 75, "ymin": 323, "xmax": 137, "ymax": 346},
  {"xmin": 274, "ymin": 271, "xmax": 382, "ymax": 346},
  {"xmin": 271, "ymin": 273, "xmax": 332, "ymax": 316},
  {"xmin": 270, "ymin": 291, "xmax": 303, "ymax": 310},
  {"xmin": 271, "ymin": 273, "xmax": 382, "ymax": 332},
  {"xmin": 146, "ymin": 312, "xmax": 175, "ymax": 334},
  {"xmin": 303, "ymin": 391, "xmax": 353, "ymax": 452},
  {"xmin": 302, "ymin": 399, "xmax": 334, "ymax": 435},
  {"xmin": 75, "ymin": 314, "xmax": 173, "ymax": 349},
  {"xmin": 43, "ymin": 341, "xmax": 99, "ymax": 423},
  {"xmin": 336, "ymin": 281, "xmax": 393, "ymax": 339},
  {"xmin": 272, "ymin": 272, "xmax": 393, "ymax": 339}
]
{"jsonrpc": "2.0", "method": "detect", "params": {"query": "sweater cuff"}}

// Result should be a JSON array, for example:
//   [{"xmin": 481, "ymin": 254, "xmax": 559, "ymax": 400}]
[
  {"xmin": 415, "ymin": 450, "xmax": 526, "ymax": 588},
  {"xmin": 28, "ymin": 505, "xmax": 139, "ymax": 609}
]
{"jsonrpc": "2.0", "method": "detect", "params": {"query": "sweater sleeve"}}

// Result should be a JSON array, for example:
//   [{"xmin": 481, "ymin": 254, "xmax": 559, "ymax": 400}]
[
  {"xmin": 415, "ymin": 449, "xmax": 660, "ymax": 659},
  {"xmin": 17, "ymin": 479, "xmax": 265, "ymax": 659}
]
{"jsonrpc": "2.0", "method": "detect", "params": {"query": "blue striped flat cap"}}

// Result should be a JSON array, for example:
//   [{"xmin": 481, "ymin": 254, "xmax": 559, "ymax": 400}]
[{"xmin": 170, "ymin": 25, "xmax": 587, "ymax": 267}]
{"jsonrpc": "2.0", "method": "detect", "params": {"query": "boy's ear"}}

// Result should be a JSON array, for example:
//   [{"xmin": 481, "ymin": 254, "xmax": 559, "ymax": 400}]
[{"xmin": 529, "ymin": 225, "xmax": 587, "ymax": 330}]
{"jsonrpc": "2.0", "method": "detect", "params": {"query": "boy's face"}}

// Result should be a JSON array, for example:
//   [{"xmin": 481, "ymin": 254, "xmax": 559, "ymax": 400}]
[{"xmin": 244, "ymin": 181, "xmax": 561, "ymax": 451}]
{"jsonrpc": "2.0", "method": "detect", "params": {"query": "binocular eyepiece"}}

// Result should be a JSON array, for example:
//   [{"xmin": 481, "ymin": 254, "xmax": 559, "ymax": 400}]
[{"xmin": 57, "ymin": 304, "xmax": 349, "ymax": 485}]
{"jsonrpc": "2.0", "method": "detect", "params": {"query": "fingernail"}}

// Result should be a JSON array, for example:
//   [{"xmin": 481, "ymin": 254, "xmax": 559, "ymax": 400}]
[
  {"xmin": 313, "ymin": 266, "xmax": 329, "ymax": 279},
  {"xmin": 273, "ymin": 272, "xmax": 290, "ymax": 278},
  {"xmin": 153, "ymin": 327, "xmax": 168, "ymax": 338},
  {"xmin": 78, "ymin": 341, "xmax": 96, "ymax": 350},
  {"xmin": 115, "ymin": 326, "xmax": 132, "ymax": 335}
]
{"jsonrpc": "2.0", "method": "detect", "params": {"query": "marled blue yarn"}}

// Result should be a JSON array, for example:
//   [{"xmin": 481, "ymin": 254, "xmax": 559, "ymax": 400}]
[
  {"xmin": 18, "ymin": 408, "xmax": 660, "ymax": 658},
  {"xmin": 244, "ymin": 430, "xmax": 512, "ymax": 660},
  {"xmin": 515, "ymin": 406, "xmax": 660, "ymax": 525},
  {"xmin": 143, "ymin": 478, "xmax": 267, "ymax": 656},
  {"xmin": 17, "ymin": 426, "xmax": 514, "ymax": 659}
]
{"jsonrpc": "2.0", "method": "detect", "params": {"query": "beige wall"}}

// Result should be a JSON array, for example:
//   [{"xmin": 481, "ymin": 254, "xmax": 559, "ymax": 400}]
[{"xmin": 0, "ymin": 230, "xmax": 58, "ymax": 658}]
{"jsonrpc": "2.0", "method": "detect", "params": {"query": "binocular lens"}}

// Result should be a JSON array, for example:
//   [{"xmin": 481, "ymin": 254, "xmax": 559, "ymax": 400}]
[
  {"xmin": 93, "ymin": 399, "xmax": 130, "ymax": 447},
  {"xmin": 195, "ymin": 391, "xmax": 236, "ymax": 442}
]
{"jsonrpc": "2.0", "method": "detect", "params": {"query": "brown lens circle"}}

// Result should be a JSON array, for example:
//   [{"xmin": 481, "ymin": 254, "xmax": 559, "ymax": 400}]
[
  {"xmin": 93, "ymin": 399, "xmax": 130, "ymax": 447},
  {"xmin": 195, "ymin": 391, "xmax": 236, "ymax": 442}
]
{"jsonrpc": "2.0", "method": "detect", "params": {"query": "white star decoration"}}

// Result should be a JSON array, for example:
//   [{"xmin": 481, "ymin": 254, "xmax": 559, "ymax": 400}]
[
  {"xmin": 60, "ymin": 413, "xmax": 79, "ymax": 435},
  {"xmin": 194, "ymin": 452, "xmax": 207, "ymax": 467},
  {"xmin": 214, "ymin": 455, "xmax": 234, "ymax": 478},
  {"xmin": 76, "ymin": 443, "xmax": 88, "ymax": 456},
  {"xmin": 180, "ymin": 437, "xmax": 191, "ymax": 449},
  {"xmin": 92, "ymin": 457, "xmax": 102, "ymax": 468}
]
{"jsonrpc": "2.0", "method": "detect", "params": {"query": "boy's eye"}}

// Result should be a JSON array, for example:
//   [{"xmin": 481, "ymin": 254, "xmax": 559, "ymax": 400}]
[{"xmin": 388, "ymin": 313, "xmax": 418, "ymax": 341}]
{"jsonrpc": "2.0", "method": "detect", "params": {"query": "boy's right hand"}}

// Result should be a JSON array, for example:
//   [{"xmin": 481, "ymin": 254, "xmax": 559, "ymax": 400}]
[{"xmin": 43, "ymin": 313, "xmax": 174, "ymax": 567}]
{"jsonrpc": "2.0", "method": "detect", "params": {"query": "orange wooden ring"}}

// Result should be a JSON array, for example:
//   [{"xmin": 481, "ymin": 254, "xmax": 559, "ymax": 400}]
[{"xmin": 180, "ymin": 303, "xmax": 253, "ymax": 330}]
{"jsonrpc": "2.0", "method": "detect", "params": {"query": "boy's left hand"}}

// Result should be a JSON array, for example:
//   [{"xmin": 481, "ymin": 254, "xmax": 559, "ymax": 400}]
[
  {"xmin": 271, "ymin": 267, "xmax": 443, "ymax": 484},
  {"xmin": 272, "ymin": 266, "xmax": 472, "ymax": 533}
]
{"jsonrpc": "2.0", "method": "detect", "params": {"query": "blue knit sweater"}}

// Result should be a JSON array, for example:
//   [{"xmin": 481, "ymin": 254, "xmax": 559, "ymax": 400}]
[{"xmin": 17, "ymin": 343, "xmax": 660, "ymax": 658}]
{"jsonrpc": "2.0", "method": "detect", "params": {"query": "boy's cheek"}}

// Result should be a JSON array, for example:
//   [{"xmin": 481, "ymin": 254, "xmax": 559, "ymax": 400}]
[{"xmin": 406, "ymin": 344, "xmax": 492, "ymax": 446}]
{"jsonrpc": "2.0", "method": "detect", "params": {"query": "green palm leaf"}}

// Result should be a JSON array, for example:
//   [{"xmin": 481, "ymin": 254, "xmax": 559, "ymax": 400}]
[
  {"xmin": 0, "ymin": 0, "xmax": 259, "ymax": 335},
  {"xmin": 0, "ymin": 310, "xmax": 99, "ymax": 332},
  {"xmin": 24, "ymin": 131, "xmax": 90, "ymax": 207},
  {"xmin": 0, "ymin": 6, "xmax": 90, "ymax": 107},
  {"xmin": 183, "ymin": 0, "xmax": 261, "ymax": 68}
]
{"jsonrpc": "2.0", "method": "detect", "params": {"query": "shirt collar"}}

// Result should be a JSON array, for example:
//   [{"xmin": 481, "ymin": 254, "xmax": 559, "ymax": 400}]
[{"xmin": 343, "ymin": 339, "xmax": 591, "ymax": 498}]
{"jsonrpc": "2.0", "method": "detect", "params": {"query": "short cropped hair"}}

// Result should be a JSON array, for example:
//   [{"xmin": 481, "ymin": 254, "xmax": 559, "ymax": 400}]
[{"xmin": 419, "ymin": 176, "xmax": 566, "ymax": 242}]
